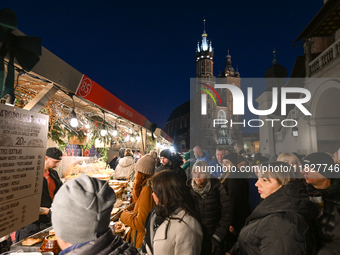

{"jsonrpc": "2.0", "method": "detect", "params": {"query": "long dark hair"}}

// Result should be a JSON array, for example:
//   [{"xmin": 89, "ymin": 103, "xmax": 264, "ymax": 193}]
[{"xmin": 152, "ymin": 170, "xmax": 199, "ymax": 221}]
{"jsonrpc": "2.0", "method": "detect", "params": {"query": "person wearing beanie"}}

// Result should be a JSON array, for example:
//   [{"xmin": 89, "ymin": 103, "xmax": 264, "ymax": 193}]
[
  {"xmin": 302, "ymin": 152, "xmax": 340, "ymax": 254},
  {"xmin": 155, "ymin": 149, "xmax": 187, "ymax": 183},
  {"xmin": 51, "ymin": 175, "xmax": 138, "ymax": 255},
  {"xmin": 155, "ymin": 149, "xmax": 171, "ymax": 172},
  {"xmin": 15, "ymin": 147, "xmax": 63, "ymax": 242},
  {"xmin": 182, "ymin": 149, "xmax": 196, "ymax": 179},
  {"xmin": 120, "ymin": 155, "xmax": 156, "ymax": 249},
  {"xmin": 221, "ymin": 152, "xmax": 251, "ymax": 251}
]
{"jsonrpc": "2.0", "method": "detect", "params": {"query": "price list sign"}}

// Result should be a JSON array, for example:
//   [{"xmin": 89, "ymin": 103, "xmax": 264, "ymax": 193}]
[{"xmin": 0, "ymin": 104, "xmax": 48, "ymax": 237}]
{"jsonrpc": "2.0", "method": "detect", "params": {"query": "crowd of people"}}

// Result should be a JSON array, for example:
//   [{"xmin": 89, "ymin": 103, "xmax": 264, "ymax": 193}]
[{"xmin": 3, "ymin": 145, "xmax": 340, "ymax": 255}]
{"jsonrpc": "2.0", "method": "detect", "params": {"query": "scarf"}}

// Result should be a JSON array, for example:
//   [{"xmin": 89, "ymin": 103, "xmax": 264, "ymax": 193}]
[{"xmin": 191, "ymin": 178, "xmax": 211, "ymax": 199}]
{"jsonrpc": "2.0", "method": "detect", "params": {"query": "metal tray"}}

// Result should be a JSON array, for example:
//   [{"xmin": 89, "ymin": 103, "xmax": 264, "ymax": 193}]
[{"xmin": 10, "ymin": 227, "xmax": 53, "ymax": 252}]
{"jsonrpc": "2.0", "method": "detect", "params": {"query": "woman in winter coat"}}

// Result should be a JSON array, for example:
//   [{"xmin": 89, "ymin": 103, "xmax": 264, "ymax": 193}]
[
  {"xmin": 120, "ymin": 155, "xmax": 155, "ymax": 249},
  {"xmin": 143, "ymin": 170, "xmax": 206, "ymax": 255},
  {"xmin": 115, "ymin": 148, "xmax": 135, "ymax": 180},
  {"xmin": 188, "ymin": 160, "xmax": 230, "ymax": 255},
  {"xmin": 228, "ymin": 161, "xmax": 319, "ymax": 255}
]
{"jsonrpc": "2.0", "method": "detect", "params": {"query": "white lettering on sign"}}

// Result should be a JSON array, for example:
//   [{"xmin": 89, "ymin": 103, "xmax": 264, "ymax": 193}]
[
  {"xmin": 118, "ymin": 105, "xmax": 133, "ymax": 118},
  {"xmin": 78, "ymin": 78, "xmax": 93, "ymax": 98}
]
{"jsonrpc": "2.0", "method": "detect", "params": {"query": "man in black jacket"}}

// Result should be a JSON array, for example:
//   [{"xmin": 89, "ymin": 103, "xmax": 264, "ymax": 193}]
[
  {"xmin": 15, "ymin": 147, "xmax": 63, "ymax": 241},
  {"xmin": 155, "ymin": 149, "xmax": 187, "ymax": 183},
  {"xmin": 302, "ymin": 152, "xmax": 340, "ymax": 255}
]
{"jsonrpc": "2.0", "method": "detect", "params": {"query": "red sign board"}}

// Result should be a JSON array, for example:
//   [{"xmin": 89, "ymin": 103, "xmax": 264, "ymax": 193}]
[
  {"xmin": 76, "ymin": 75, "xmax": 147, "ymax": 127},
  {"xmin": 164, "ymin": 134, "xmax": 173, "ymax": 143}
]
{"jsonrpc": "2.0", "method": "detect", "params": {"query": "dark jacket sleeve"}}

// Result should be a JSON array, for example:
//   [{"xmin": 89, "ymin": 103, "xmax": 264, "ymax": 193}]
[
  {"xmin": 229, "ymin": 241, "xmax": 240, "ymax": 255},
  {"xmin": 212, "ymin": 183, "xmax": 231, "ymax": 246},
  {"xmin": 258, "ymin": 214, "xmax": 307, "ymax": 255},
  {"xmin": 317, "ymin": 210, "xmax": 340, "ymax": 255},
  {"xmin": 225, "ymin": 178, "xmax": 248, "ymax": 231}
]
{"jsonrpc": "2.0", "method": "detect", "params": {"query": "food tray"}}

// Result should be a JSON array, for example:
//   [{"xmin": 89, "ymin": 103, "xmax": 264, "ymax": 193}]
[{"xmin": 10, "ymin": 227, "xmax": 53, "ymax": 252}]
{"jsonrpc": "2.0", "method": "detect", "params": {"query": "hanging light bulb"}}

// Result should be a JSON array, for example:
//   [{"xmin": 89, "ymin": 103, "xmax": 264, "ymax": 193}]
[
  {"xmin": 85, "ymin": 123, "xmax": 90, "ymax": 129},
  {"xmin": 100, "ymin": 110, "xmax": 107, "ymax": 136},
  {"xmin": 130, "ymin": 135, "xmax": 136, "ymax": 142},
  {"xmin": 101, "ymin": 125, "xmax": 107, "ymax": 136},
  {"xmin": 70, "ymin": 109, "xmax": 78, "ymax": 127},
  {"xmin": 113, "ymin": 123, "xmax": 118, "ymax": 136},
  {"xmin": 136, "ymin": 134, "xmax": 141, "ymax": 142},
  {"xmin": 125, "ymin": 135, "xmax": 130, "ymax": 142}
]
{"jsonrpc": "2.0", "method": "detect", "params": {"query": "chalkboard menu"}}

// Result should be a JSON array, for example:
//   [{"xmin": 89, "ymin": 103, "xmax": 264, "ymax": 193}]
[{"xmin": 0, "ymin": 104, "xmax": 48, "ymax": 237}]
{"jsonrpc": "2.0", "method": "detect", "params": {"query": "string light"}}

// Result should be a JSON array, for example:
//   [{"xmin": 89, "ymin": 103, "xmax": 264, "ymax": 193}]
[
  {"xmin": 101, "ymin": 110, "xmax": 107, "ymax": 136},
  {"xmin": 113, "ymin": 123, "xmax": 118, "ymax": 136},
  {"xmin": 70, "ymin": 109, "xmax": 78, "ymax": 128}
]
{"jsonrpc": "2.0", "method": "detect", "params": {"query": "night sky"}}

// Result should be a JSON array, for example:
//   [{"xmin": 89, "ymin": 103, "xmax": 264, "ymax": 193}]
[{"xmin": 2, "ymin": 0, "xmax": 323, "ymax": 133}]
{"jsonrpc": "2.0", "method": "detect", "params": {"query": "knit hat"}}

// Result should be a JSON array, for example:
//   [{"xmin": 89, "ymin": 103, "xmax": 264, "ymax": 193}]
[
  {"xmin": 303, "ymin": 152, "xmax": 335, "ymax": 178},
  {"xmin": 160, "ymin": 149, "xmax": 171, "ymax": 160},
  {"xmin": 46, "ymin": 147, "xmax": 62, "ymax": 160},
  {"xmin": 52, "ymin": 175, "xmax": 116, "ymax": 244},
  {"xmin": 254, "ymin": 153, "xmax": 269, "ymax": 165},
  {"xmin": 136, "ymin": 155, "xmax": 155, "ymax": 176},
  {"xmin": 223, "ymin": 152, "xmax": 238, "ymax": 167},
  {"xmin": 183, "ymin": 150, "xmax": 193, "ymax": 161},
  {"xmin": 238, "ymin": 150, "xmax": 246, "ymax": 155}
]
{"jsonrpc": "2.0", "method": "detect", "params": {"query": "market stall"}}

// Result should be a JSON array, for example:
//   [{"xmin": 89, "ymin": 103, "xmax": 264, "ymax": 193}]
[{"xmin": 0, "ymin": 8, "xmax": 173, "ymax": 254}]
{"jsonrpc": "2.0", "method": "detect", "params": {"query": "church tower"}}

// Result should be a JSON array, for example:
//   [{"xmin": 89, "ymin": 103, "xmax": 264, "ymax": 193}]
[
  {"xmin": 257, "ymin": 50, "xmax": 288, "ymax": 156},
  {"xmin": 196, "ymin": 19, "xmax": 214, "ymax": 78}
]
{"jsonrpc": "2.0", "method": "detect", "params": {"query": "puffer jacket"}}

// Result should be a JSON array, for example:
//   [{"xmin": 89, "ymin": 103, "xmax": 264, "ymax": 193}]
[
  {"xmin": 305, "ymin": 179, "xmax": 340, "ymax": 254},
  {"xmin": 230, "ymin": 180, "xmax": 318, "ymax": 255},
  {"xmin": 115, "ymin": 156, "xmax": 135, "ymax": 180},
  {"xmin": 188, "ymin": 178, "xmax": 230, "ymax": 248},
  {"xmin": 60, "ymin": 229, "xmax": 139, "ymax": 255}
]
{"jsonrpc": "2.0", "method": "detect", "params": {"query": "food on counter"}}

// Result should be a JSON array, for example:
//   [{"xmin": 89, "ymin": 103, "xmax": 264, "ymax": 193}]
[
  {"xmin": 111, "ymin": 208, "xmax": 120, "ymax": 215},
  {"xmin": 22, "ymin": 237, "xmax": 43, "ymax": 246},
  {"xmin": 114, "ymin": 198, "xmax": 123, "ymax": 208},
  {"xmin": 114, "ymin": 222, "xmax": 125, "ymax": 232},
  {"xmin": 49, "ymin": 229, "xmax": 55, "ymax": 235},
  {"xmin": 64, "ymin": 158, "xmax": 113, "ymax": 180}
]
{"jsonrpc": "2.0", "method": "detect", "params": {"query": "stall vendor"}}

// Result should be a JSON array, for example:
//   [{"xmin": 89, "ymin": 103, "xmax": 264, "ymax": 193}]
[{"xmin": 15, "ymin": 147, "xmax": 63, "ymax": 242}]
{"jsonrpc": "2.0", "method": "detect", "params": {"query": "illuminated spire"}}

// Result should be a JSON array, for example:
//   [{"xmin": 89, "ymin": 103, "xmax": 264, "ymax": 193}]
[
  {"xmin": 209, "ymin": 39, "xmax": 213, "ymax": 52},
  {"xmin": 272, "ymin": 48, "xmax": 278, "ymax": 65},
  {"xmin": 203, "ymin": 19, "xmax": 206, "ymax": 34},
  {"xmin": 201, "ymin": 19, "xmax": 208, "ymax": 51},
  {"xmin": 197, "ymin": 41, "xmax": 200, "ymax": 52}
]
